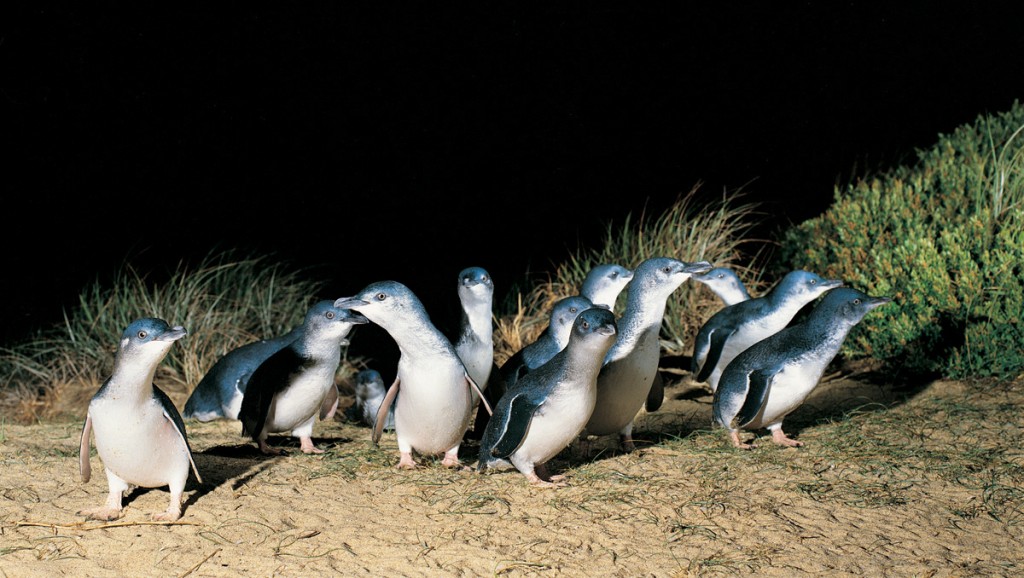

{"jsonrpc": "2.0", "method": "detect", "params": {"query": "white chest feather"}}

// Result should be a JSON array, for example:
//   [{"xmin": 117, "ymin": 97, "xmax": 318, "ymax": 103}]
[
  {"xmin": 88, "ymin": 395, "xmax": 191, "ymax": 488},
  {"xmin": 746, "ymin": 357, "xmax": 830, "ymax": 429},
  {"xmin": 393, "ymin": 355, "xmax": 474, "ymax": 454},
  {"xmin": 515, "ymin": 382, "xmax": 597, "ymax": 465},
  {"xmin": 264, "ymin": 365, "xmax": 337, "ymax": 433}
]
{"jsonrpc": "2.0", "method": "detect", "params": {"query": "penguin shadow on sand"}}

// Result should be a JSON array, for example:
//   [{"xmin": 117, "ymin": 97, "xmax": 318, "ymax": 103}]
[{"xmin": 185, "ymin": 430, "xmax": 354, "ymax": 501}]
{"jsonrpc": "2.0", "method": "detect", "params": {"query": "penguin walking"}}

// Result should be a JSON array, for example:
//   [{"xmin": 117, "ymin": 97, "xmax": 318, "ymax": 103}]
[
  {"xmin": 580, "ymin": 263, "xmax": 634, "ymax": 310},
  {"xmin": 499, "ymin": 295, "xmax": 595, "ymax": 390},
  {"xmin": 691, "ymin": 270, "xmax": 843, "ymax": 393},
  {"xmin": 238, "ymin": 300, "xmax": 368, "ymax": 455},
  {"xmin": 78, "ymin": 318, "xmax": 202, "ymax": 522},
  {"xmin": 183, "ymin": 326, "xmax": 301, "ymax": 421},
  {"xmin": 581, "ymin": 257, "xmax": 713, "ymax": 453},
  {"xmin": 713, "ymin": 287, "xmax": 892, "ymax": 448},
  {"xmin": 334, "ymin": 281, "xmax": 491, "ymax": 469},
  {"xmin": 479, "ymin": 307, "xmax": 618, "ymax": 487},
  {"xmin": 692, "ymin": 266, "xmax": 752, "ymax": 306}
]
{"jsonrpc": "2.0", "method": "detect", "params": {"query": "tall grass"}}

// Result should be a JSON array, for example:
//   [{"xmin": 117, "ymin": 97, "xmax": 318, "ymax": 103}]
[
  {"xmin": 494, "ymin": 183, "xmax": 767, "ymax": 362},
  {"xmin": 982, "ymin": 118, "xmax": 1024, "ymax": 222},
  {"xmin": 0, "ymin": 250, "xmax": 330, "ymax": 423}
]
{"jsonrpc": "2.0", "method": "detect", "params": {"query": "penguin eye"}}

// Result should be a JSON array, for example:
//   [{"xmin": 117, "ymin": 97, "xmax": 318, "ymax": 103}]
[
  {"xmin": 326, "ymin": 311, "xmax": 336, "ymax": 320},
  {"xmin": 853, "ymin": 298, "xmax": 861, "ymax": 305},
  {"xmin": 375, "ymin": 292, "xmax": 387, "ymax": 301},
  {"xmin": 662, "ymin": 266, "xmax": 671, "ymax": 274},
  {"xmin": 481, "ymin": 275, "xmax": 489, "ymax": 282},
  {"xmin": 137, "ymin": 330, "xmax": 148, "ymax": 339},
  {"xmin": 569, "ymin": 307, "xmax": 578, "ymax": 313},
  {"xmin": 809, "ymin": 279, "xmax": 817, "ymax": 285},
  {"xmin": 581, "ymin": 320, "xmax": 591, "ymax": 329}
]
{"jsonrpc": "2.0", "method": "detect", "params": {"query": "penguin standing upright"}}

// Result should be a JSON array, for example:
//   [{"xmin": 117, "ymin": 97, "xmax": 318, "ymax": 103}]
[
  {"xmin": 581, "ymin": 257, "xmax": 713, "ymax": 453},
  {"xmin": 479, "ymin": 307, "xmax": 618, "ymax": 487},
  {"xmin": 79, "ymin": 318, "xmax": 201, "ymax": 522},
  {"xmin": 238, "ymin": 300, "xmax": 368, "ymax": 454},
  {"xmin": 335, "ymin": 281, "xmax": 491, "ymax": 469}
]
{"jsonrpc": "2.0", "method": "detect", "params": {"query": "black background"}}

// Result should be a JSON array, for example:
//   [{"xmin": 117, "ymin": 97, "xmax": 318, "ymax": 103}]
[{"xmin": 4, "ymin": 3, "xmax": 1023, "ymax": 345}]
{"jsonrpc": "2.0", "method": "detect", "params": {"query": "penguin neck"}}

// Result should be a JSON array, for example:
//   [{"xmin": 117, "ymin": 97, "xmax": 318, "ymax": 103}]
[
  {"xmin": 395, "ymin": 321, "xmax": 456, "ymax": 362},
  {"xmin": 459, "ymin": 302, "xmax": 493, "ymax": 347},
  {"xmin": 614, "ymin": 293, "xmax": 669, "ymax": 353},
  {"xmin": 106, "ymin": 357, "xmax": 160, "ymax": 403},
  {"xmin": 293, "ymin": 334, "xmax": 343, "ymax": 363}
]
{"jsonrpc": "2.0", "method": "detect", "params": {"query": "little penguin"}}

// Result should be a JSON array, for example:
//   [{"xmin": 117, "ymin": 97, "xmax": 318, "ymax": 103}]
[
  {"xmin": 78, "ymin": 318, "xmax": 202, "ymax": 522},
  {"xmin": 453, "ymin": 266, "xmax": 508, "ymax": 440},
  {"xmin": 478, "ymin": 307, "xmax": 618, "ymax": 487},
  {"xmin": 692, "ymin": 266, "xmax": 752, "ymax": 306},
  {"xmin": 182, "ymin": 326, "xmax": 301, "ymax": 421},
  {"xmin": 238, "ymin": 300, "xmax": 368, "ymax": 455},
  {"xmin": 691, "ymin": 269, "xmax": 843, "ymax": 394},
  {"xmin": 713, "ymin": 287, "xmax": 892, "ymax": 448},
  {"xmin": 581, "ymin": 257, "xmax": 713, "ymax": 453},
  {"xmin": 580, "ymin": 263, "xmax": 634, "ymax": 310},
  {"xmin": 334, "ymin": 281, "xmax": 491, "ymax": 469},
  {"xmin": 499, "ymin": 295, "xmax": 595, "ymax": 391},
  {"xmin": 349, "ymin": 368, "xmax": 395, "ymax": 431}
]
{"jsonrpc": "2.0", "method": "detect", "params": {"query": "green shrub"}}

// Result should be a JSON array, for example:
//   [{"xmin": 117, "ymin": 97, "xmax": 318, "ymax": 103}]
[{"xmin": 779, "ymin": 101, "xmax": 1024, "ymax": 379}]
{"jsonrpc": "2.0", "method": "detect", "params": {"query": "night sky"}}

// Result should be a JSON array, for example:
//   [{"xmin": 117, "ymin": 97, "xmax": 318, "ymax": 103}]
[{"xmin": 5, "ymin": 3, "xmax": 1023, "ymax": 345}]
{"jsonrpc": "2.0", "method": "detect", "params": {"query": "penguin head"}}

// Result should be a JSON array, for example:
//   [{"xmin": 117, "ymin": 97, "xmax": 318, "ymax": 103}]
[
  {"xmin": 117, "ymin": 317, "xmax": 187, "ymax": 365},
  {"xmin": 773, "ymin": 270, "xmax": 844, "ymax": 304},
  {"xmin": 354, "ymin": 368, "xmax": 385, "ymax": 402},
  {"xmin": 815, "ymin": 287, "xmax": 893, "ymax": 326},
  {"xmin": 581, "ymin": 263, "xmax": 634, "ymax": 307},
  {"xmin": 305, "ymin": 300, "xmax": 369, "ymax": 342},
  {"xmin": 334, "ymin": 280, "xmax": 428, "ymax": 329},
  {"xmin": 631, "ymin": 257, "xmax": 713, "ymax": 296}
]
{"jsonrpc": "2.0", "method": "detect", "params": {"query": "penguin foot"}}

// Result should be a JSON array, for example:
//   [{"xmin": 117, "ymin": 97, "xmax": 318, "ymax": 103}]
[
  {"xmin": 78, "ymin": 506, "xmax": 123, "ymax": 521},
  {"xmin": 258, "ymin": 441, "xmax": 287, "ymax": 455},
  {"xmin": 299, "ymin": 437, "xmax": 324, "ymax": 454},
  {"xmin": 396, "ymin": 452, "xmax": 419, "ymax": 469},
  {"xmin": 440, "ymin": 456, "xmax": 464, "ymax": 469},
  {"xmin": 525, "ymin": 472, "xmax": 567, "ymax": 488},
  {"xmin": 771, "ymin": 429, "xmax": 803, "ymax": 447},
  {"xmin": 535, "ymin": 464, "xmax": 567, "ymax": 484},
  {"xmin": 439, "ymin": 447, "xmax": 464, "ymax": 469},
  {"xmin": 152, "ymin": 507, "xmax": 182, "ymax": 522},
  {"xmin": 729, "ymin": 431, "xmax": 755, "ymax": 450},
  {"xmin": 619, "ymin": 434, "xmax": 636, "ymax": 453}
]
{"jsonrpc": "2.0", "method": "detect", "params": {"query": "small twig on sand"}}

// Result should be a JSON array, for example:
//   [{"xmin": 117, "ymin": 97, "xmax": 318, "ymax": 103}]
[{"xmin": 16, "ymin": 520, "xmax": 202, "ymax": 531}]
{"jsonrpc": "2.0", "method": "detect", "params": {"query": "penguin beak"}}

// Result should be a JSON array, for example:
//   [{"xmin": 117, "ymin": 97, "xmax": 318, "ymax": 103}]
[
  {"xmin": 346, "ymin": 311, "xmax": 370, "ymax": 325},
  {"xmin": 822, "ymin": 279, "xmax": 844, "ymax": 290},
  {"xmin": 683, "ymin": 261, "xmax": 714, "ymax": 275},
  {"xmin": 158, "ymin": 326, "xmax": 188, "ymax": 342},
  {"xmin": 863, "ymin": 296, "xmax": 893, "ymax": 310},
  {"xmin": 334, "ymin": 297, "xmax": 369, "ymax": 309}
]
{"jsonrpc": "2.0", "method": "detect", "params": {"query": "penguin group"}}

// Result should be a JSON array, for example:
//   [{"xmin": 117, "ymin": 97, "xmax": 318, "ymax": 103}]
[{"xmin": 77, "ymin": 259, "xmax": 891, "ymax": 519}]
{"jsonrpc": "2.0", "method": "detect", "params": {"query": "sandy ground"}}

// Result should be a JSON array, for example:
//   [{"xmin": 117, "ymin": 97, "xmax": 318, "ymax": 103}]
[{"xmin": 2, "ymin": 368, "xmax": 1023, "ymax": 577}]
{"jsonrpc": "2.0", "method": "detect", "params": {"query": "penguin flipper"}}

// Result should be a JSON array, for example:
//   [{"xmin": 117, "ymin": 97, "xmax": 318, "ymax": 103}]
[
  {"xmin": 238, "ymin": 349, "xmax": 300, "ymax": 441},
  {"xmin": 372, "ymin": 377, "xmax": 401, "ymax": 445},
  {"xmin": 736, "ymin": 368, "xmax": 776, "ymax": 428},
  {"xmin": 490, "ymin": 392, "xmax": 542, "ymax": 458},
  {"xmin": 696, "ymin": 328, "xmax": 734, "ymax": 383},
  {"xmin": 645, "ymin": 372, "xmax": 664, "ymax": 412},
  {"xmin": 466, "ymin": 372, "xmax": 492, "ymax": 416},
  {"xmin": 155, "ymin": 385, "xmax": 203, "ymax": 484},
  {"xmin": 79, "ymin": 415, "xmax": 92, "ymax": 483},
  {"xmin": 320, "ymin": 384, "xmax": 340, "ymax": 420}
]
